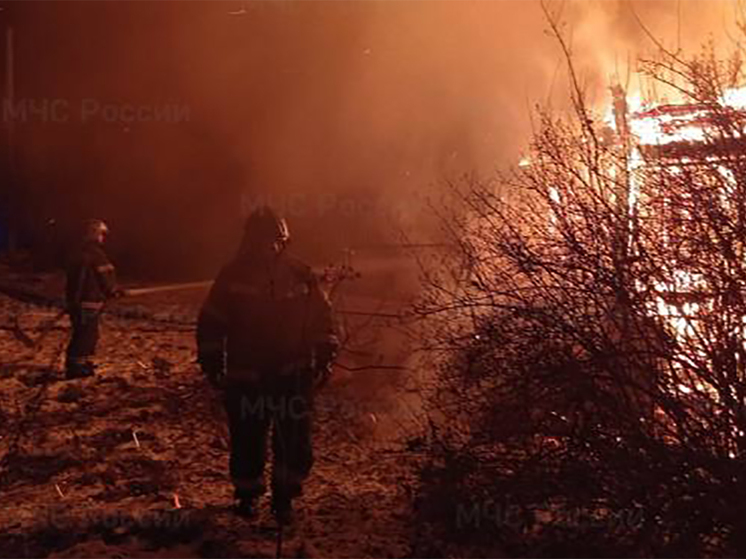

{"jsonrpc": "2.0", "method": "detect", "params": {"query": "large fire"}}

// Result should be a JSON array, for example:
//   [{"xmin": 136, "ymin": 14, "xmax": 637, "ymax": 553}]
[
  {"xmin": 612, "ymin": 87, "xmax": 746, "ymax": 155},
  {"xmin": 606, "ymin": 86, "xmax": 746, "ymax": 410},
  {"xmin": 606, "ymin": 86, "xmax": 746, "ymax": 144}
]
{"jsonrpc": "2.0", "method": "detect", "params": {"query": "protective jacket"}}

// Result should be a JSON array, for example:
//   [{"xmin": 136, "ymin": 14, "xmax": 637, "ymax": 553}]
[
  {"xmin": 197, "ymin": 251, "xmax": 337, "ymax": 383},
  {"xmin": 65, "ymin": 241, "xmax": 118, "ymax": 310}
]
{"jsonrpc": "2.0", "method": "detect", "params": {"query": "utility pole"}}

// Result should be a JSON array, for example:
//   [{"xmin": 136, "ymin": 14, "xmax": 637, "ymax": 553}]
[
  {"xmin": 611, "ymin": 83, "xmax": 631, "ymax": 256},
  {"xmin": 611, "ymin": 83, "xmax": 633, "ymax": 309}
]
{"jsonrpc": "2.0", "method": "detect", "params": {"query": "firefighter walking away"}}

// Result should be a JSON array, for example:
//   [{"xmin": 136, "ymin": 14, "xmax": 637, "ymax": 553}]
[
  {"xmin": 64, "ymin": 219, "xmax": 124, "ymax": 380},
  {"xmin": 197, "ymin": 206, "xmax": 338, "ymax": 523}
]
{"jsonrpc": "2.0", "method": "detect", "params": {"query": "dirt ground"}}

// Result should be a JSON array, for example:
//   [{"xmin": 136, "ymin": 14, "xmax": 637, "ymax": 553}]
[{"xmin": 0, "ymin": 266, "xmax": 425, "ymax": 558}]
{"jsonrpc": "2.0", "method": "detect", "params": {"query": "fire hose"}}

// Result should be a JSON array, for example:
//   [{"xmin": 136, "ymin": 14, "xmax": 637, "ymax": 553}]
[
  {"xmin": 1, "ymin": 280, "xmax": 408, "ymax": 381},
  {"xmin": 123, "ymin": 281, "xmax": 214, "ymax": 297},
  {"xmin": 2, "ymin": 280, "xmax": 404, "ymax": 336}
]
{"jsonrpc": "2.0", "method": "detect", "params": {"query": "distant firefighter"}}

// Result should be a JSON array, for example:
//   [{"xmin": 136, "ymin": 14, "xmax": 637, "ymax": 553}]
[
  {"xmin": 64, "ymin": 218, "xmax": 124, "ymax": 379},
  {"xmin": 197, "ymin": 206, "xmax": 338, "ymax": 522}
]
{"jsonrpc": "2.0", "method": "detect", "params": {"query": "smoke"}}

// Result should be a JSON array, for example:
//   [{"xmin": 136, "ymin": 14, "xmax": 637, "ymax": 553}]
[
  {"xmin": 561, "ymin": 0, "xmax": 741, "ymax": 102},
  {"xmin": 3, "ymin": 0, "xmax": 742, "ymax": 276}
]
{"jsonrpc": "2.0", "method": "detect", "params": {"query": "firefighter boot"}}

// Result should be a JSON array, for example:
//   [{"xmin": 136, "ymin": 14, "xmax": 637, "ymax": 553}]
[
  {"xmin": 65, "ymin": 359, "xmax": 95, "ymax": 380},
  {"xmin": 271, "ymin": 491, "xmax": 294, "ymax": 525},
  {"xmin": 234, "ymin": 495, "xmax": 260, "ymax": 518}
]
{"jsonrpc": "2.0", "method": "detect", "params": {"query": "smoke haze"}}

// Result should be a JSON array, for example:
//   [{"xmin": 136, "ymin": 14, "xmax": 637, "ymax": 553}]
[{"xmin": 1, "ymin": 0, "xmax": 741, "ymax": 276}]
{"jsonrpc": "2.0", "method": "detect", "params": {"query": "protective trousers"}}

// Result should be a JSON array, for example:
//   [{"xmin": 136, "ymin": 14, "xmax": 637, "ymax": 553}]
[
  {"xmin": 224, "ymin": 371, "xmax": 314, "ymax": 501},
  {"xmin": 65, "ymin": 308, "xmax": 100, "ymax": 372}
]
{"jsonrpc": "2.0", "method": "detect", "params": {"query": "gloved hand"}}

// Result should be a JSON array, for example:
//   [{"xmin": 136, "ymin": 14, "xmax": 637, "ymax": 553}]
[
  {"xmin": 312, "ymin": 342, "xmax": 338, "ymax": 388},
  {"xmin": 199, "ymin": 356, "xmax": 225, "ymax": 389},
  {"xmin": 312, "ymin": 363, "xmax": 332, "ymax": 388},
  {"xmin": 206, "ymin": 370, "xmax": 225, "ymax": 389},
  {"xmin": 314, "ymin": 342, "xmax": 338, "ymax": 371}
]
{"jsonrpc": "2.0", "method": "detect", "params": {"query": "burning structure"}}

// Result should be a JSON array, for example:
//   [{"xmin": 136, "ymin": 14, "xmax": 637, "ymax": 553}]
[
  {"xmin": 416, "ymin": 44, "xmax": 746, "ymax": 553},
  {"xmin": 605, "ymin": 85, "xmax": 746, "ymax": 409}
]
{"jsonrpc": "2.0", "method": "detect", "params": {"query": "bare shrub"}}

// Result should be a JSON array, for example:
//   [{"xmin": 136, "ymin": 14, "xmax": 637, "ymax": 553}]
[{"xmin": 414, "ymin": 26, "xmax": 746, "ymax": 558}]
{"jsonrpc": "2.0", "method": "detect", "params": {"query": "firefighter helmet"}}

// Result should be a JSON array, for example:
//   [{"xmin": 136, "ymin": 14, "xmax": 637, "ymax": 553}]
[
  {"xmin": 84, "ymin": 218, "xmax": 109, "ymax": 242},
  {"xmin": 242, "ymin": 206, "xmax": 290, "ymax": 252}
]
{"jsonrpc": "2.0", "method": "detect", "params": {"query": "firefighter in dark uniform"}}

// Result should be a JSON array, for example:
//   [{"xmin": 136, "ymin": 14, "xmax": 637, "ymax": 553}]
[
  {"xmin": 197, "ymin": 207, "xmax": 338, "ymax": 522},
  {"xmin": 65, "ymin": 218, "xmax": 122, "ymax": 379}
]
